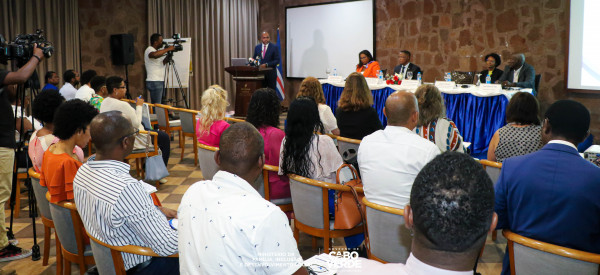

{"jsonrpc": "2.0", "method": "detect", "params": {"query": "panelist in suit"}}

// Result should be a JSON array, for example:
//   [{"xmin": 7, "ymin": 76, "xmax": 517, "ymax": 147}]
[
  {"xmin": 253, "ymin": 31, "xmax": 281, "ymax": 91},
  {"xmin": 479, "ymin": 53, "xmax": 503, "ymax": 83},
  {"xmin": 392, "ymin": 50, "xmax": 422, "ymax": 80},
  {"xmin": 355, "ymin": 50, "xmax": 380, "ymax": 78},
  {"xmin": 496, "ymin": 53, "xmax": 536, "ymax": 94},
  {"xmin": 494, "ymin": 100, "xmax": 600, "ymax": 275}
]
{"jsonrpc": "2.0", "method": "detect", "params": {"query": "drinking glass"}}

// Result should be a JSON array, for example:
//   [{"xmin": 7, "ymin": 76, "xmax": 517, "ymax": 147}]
[
  {"xmin": 475, "ymin": 73, "xmax": 482, "ymax": 86},
  {"xmin": 406, "ymin": 71, "xmax": 413, "ymax": 80},
  {"xmin": 325, "ymin": 67, "xmax": 331, "ymax": 77}
]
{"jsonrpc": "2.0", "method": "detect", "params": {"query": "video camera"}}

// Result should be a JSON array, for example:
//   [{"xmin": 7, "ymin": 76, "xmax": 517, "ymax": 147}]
[
  {"xmin": 162, "ymin": 33, "xmax": 185, "ymax": 54},
  {"xmin": 0, "ymin": 29, "xmax": 53, "ymax": 67}
]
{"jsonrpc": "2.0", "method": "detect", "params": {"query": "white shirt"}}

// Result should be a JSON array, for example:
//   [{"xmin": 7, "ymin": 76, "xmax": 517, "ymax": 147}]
[
  {"xmin": 144, "ymin": 46, "xmax": 166, "ymax": 81},
  {"xmin": 75, "ymin": 84, "xmax": 95, "ymax": 102},
  {"xmin": 279, "ymin": 134, "xmax": 343, "ymax": 183},
  {"xmin": 59, "ymin": 82, "xmax": 78, "ymax": 100},
  {"xmin": 318, "ymin": 104, "xmax": 338, "ymax": 134},
  {"xmin": 358, "ymin": 126, "xmax": 440, "ymax": 209},
  {"xmin": 513, "ymin": 65, "xmax": 523, "ymax": 83},
  {"xmin": 178, "ymin": 171, "xmax": 303, "ymax": 275},
  {"xmin": 99, "ymin": 97, "xmax": 147, "ymax": 149},
  {"xmin": 338, "ymin": 253, "xmax": 474, "ymax": 275},
  {"xmin": 548, "ymin": 140, "xmax": 577, "ymax": 150}
]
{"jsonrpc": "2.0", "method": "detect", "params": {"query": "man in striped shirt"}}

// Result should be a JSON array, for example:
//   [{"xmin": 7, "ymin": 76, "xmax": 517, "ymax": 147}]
[{"xmin": 74, "ymin": 111, "xmax": 179, "ymax": 274}]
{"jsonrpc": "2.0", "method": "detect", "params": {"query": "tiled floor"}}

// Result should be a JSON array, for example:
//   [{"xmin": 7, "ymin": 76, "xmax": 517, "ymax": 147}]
[{"xmin": 0, "ymin": 135, "xmax": 505, "ymax": 274}]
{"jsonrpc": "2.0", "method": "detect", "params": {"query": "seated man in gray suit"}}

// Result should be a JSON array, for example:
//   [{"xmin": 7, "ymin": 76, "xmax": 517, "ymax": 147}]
[
  {"xmin": 497, "ymin": 53, "xmax": 536, "ymax": 94},
  {"xmin": 393, "ymin": 50, "xmax": 422, "ymax": 80}
]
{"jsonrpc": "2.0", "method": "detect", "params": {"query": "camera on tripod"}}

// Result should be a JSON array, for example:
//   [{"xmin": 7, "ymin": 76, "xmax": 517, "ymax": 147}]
[
  {"xmin": 0, "ymin": 29, "xmax": 53, "ymax": 67},
  {"xmin": 162, "ymin": 33, "xmax": 185, "ymax": 55}
]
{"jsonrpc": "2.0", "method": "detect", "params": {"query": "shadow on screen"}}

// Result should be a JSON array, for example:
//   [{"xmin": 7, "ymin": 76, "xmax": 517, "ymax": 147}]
[{"xmin": 299, "ymin": 30, "xmax": 329, "ymax": 78}]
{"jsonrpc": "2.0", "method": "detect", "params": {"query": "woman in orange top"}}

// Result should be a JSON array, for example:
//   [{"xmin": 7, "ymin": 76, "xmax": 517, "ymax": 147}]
[
  {"xmin": 355, "ymin": 49, "xmax": 380, "ymax": 78},
  {"xmin": 40, "ymin": 99, "xmax": 98, "ymax": 203}
]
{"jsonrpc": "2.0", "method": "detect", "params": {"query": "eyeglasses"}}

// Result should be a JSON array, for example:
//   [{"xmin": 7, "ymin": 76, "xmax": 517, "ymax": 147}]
[
  {"xmin": 118, "ymin": 86, "xmax": 127, "ymax": 89},
  {"xmin": 118, "ymin": 128, "xmax": 139, "ymax": 142}
]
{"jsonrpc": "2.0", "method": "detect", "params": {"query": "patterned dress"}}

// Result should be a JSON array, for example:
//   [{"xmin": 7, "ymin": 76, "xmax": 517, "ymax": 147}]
[
  {"xmin": 415, "ymin": 118, "xmax": 465, "ymax": 153},
  {"xmin": 494, "ymin": 124, "xmax": 542, "ymax": 162}
]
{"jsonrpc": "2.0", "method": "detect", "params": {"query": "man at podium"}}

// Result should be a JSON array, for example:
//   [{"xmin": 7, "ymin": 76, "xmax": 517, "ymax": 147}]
[{"xmin": 253, "ymin": 31, "xmax": 280, "ymax": 91}]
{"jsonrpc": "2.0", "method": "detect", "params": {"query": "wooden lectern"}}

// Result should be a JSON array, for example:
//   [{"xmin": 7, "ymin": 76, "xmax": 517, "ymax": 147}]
[{"xmin": 225, "ymin": 66, "xmax": 272, "ymax": 116}]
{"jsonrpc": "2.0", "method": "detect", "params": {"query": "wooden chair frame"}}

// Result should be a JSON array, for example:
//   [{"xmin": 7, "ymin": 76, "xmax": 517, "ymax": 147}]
[
  {"xmin": 154, "ymin": 103, "xmax": 183, "ymax": 148},
  {"xmin": 8, "ymin": 167, "xmax": 27, "ymax": 218},
  {"xmin": 262, "ymin": 164, "xmax": 293, "ymax": 212},
  {"xmin": 173, "ymin": 107, "xmax": 199, "ymax": 166},
  {"xmin": 29, "ymin": 168, "xmax": 62, "ymax": 268},
  {"xmin": 288, "ymin": 174, "xmax": 364, "ymax": 253},
  {"xmin": 224, "ymin": 117, "xmax": 245, "ymax": 124},
  {"xmin": 361, "ymin": 196, "xmax": 405, "ymax": 263},
  {"xmin": 503, "ymin": 230, "xmax": 600, "ymax": 275},
  {"xmin": 124, "ymin": 130, "xmax": 159, "ymax": 179}
]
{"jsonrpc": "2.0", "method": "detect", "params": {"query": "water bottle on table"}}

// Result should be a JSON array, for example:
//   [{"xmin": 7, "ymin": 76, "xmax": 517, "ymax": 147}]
[
  {"xmin": 486, "ymin": 74, "xmax": 491, "ymax": 84},
  {"xmin": 417, "ymin": 72, "xmax": 422, "ymax": 84},
  {"xmin": 333, "ymin": 67, "xmax": 337, "ymax": 77}
]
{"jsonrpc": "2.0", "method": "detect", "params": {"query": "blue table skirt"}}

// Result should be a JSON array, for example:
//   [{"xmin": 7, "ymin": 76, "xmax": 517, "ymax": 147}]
[{"xmin": 322, "ymin": 83, "xmax": 508, "ymax": 156}]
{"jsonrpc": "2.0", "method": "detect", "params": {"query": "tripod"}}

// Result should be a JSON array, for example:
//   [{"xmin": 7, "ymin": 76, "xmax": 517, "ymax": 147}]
[{"xmin": 162, "ymin": 53, "xmax": 189, "ymax": 109}]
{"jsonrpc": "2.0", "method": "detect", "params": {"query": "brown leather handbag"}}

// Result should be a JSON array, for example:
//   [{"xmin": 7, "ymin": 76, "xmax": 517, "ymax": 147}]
[{"xmin": 334, "ymin": 164, "xmax": 366, "ymax": 230}]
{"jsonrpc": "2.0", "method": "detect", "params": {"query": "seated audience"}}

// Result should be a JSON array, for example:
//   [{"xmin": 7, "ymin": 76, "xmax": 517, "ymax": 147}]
[
  {"xmin": 74, "ymin": 69, "xmax": 97, "ymax": 102},
  {"xmin": 479, "ymin": 53, "xmax": 503, "ymax": 83},
  {"xmin": 74, "ymin": 112, "xmax": 179, "ymax": 274},
  {"xmin": 393, "ymin": 50, "xmax": 422, "ymax": 80},
  {"xmin": 336, "ymin": 72, "xmax": 383, "ymax": 140},
  {"xmin": 178, "ymin": 122, "xmax": 306, "ymax": 274},
  {"xmin": 42, "ymin": 71, "xmax": 59, "ymax": 91},
  {"xmin": 487, "ymin": 92, "xmax": 542, "ymax": 162},
  {"xmin": 100, "ymin": 76, "xmax": 170, "ymax": 166},
  {"xmin": 196, "ymin": 85, "xmax": 230, "ymax": 147},
  {"xmin": 497, "ymin": 53, "xmax": 536, "ymax": 94},
  {"xmin": 29, "ymin": 90, "xmax": 84, "ymax": 172},
  {"xmin": 59, "ymin": 69, "xmax": 79, "ymax": 100},
  {"xmin": 358, "ymin": 91, "xmax": 439, "ymax": 209},
  {"xmin": 414, "ymin": 84, "xmax": 465, "ymax": 152},
  {"xmin": 40, "ymin": 99, "xmax": 97, "ymax": 203},
  {"xmin": 89, "ymin": 75, "xmax": 107, "ymax": 110},
  {"xmin": 246, "ymin": 88, "xmax": 290, "ymax": 199},
  {"xmin": 355, "ymin": 50, "xmax": 380, "ymax": 78},
  {"xmin": 495, "ymin": 100, "xmax": 600, "ymax": 275},
  {"xmin": 341, "ymin": 152, "xmax": 497, "ymax": 274},
  {"xmin": 280, "ymin": 97, "xmax": 342, "ymax": 183},
  {"xmin": 297, "ymin": 77, "xmax": 340, "ymax": 135}
]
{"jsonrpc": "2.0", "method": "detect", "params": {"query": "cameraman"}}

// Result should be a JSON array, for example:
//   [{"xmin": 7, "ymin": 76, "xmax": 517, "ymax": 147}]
[
  {"xmin": 0, "ymin": 44, "xmax": 43, "ymax": 261},
  {"xmin": 144, "ymin": 33, "xmax": 175, "ymax": 105}
]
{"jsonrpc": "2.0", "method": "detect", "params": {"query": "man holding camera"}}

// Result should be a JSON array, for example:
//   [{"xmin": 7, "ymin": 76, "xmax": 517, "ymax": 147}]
[
  {"xmin": 144, "ymin": 33, "xmax": 176, "ymax": 105},
  {"xmin": 0, "ymin": 45, "xmax": 44, "ymax": 262}
]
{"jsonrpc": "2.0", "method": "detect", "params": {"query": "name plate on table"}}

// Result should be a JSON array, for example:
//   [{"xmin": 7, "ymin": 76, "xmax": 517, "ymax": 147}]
[
  {"xmin": 435, "ymin": 81, "xmax": 456, "ymax": 90},
  {"xmin": 327, "ymin": 75, "xmax": 344, "ymax": 82},
  {"xmin": 480, "ymin": 84, "xmax": 502, "ymax": 93},
  {"xmin": 399, "ymin": 80, "xmax": 420, "ymax": 90}
]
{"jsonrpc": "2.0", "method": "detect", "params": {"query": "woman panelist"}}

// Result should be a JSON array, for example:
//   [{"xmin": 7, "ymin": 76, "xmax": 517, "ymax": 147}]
[{"xmin": 355, "ymin": 50, "xmax": 380, "ymax": 78}]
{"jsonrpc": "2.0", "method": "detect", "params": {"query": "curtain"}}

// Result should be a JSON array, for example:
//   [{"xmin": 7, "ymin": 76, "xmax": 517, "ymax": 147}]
[
  {"xmin": 148, "ymin": 0, "xmax": 259, "ymax": 110},
  {"xmin": 0, "ymin": 0, "xmax": 80, "ymax": 90}
]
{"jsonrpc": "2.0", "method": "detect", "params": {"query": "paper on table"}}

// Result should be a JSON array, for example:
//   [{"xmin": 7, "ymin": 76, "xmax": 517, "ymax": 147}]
[{"xmin": 304, "ymin": 253, "xmax": 356, "ymax": 275}]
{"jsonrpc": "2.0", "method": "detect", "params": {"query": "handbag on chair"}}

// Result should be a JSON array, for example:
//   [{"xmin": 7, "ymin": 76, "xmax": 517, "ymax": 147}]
[
  {"xmin": 143, "ymin": 132, "xmax": 169, "ymax": 181},
  {"xmin": 334, "ymin": 164, "xmax": 366, "ymax": 230}
]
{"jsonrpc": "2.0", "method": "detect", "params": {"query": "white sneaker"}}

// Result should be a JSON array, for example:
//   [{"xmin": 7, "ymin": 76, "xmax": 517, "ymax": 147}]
[{"xmin": 159, "ymin": 178, "xmax": 168, "ymax": 184}]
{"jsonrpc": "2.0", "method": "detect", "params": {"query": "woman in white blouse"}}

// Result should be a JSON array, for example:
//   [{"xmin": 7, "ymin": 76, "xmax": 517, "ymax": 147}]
[{"xmin": 296, "ymin": 77, "xmax": 340, "ymax": 135}]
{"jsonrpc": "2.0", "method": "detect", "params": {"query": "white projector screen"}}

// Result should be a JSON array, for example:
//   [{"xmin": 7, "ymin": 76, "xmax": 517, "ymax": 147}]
[
  {"xmin": 568, "ymin": 0, "xmax": 600, "ymax": 90},
  {"xmin": 286, "ymin": 0, "xmax": 374, "ymax": 78}
]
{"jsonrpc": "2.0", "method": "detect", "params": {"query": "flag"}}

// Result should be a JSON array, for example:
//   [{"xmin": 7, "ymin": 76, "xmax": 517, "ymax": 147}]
[{"xmin": 275, "ymin": 28, "xmax": 285, "ymax": 100}]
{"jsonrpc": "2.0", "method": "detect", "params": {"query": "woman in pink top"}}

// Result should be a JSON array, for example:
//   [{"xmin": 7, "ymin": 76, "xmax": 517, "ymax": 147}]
[
  {"xmin": 28, "ymin": 90, "xmax": 85, "ymax": 172},
  {"xmin": 246, "ymin": 88, "xmax": 289, "ymax": 200},
  {"xmin": 196, "ymin": 85, "xmax": 230, "ymax": 147}
]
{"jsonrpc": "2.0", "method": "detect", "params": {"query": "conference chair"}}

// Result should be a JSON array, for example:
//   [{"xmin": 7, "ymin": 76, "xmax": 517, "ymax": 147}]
[
  {"xmin": 451, "ymin": 71, "xmax": 475, "ymax": 84},
  {"xmin": 480, "ymin": 159, "xmax": 502, "ymax": 240},
  {"xmin": 47, "ymin": 192, "xmax": 95, "ymax": 275},
  {"xmin": 197, "ymin": 143, "xmax": 219, "ymax": 180},
  {"xmin": 260, "ymin": 164, "xmax": 293, "ymax": 212},
  {"xmin": 124, "ymin": 130, "xmax": 159, "ymax": 179},
  {"xmin": 334, "ymin": 135, "xmax": 362, "ymax": 165},
  {"xmin": 534, "ymin": 74, "xmax": 541, "ymax": 97},
  {"xmin": 503, "ymin": 230, "xmax": 600, "ymax": 275},
  {"xmin": 288, "ymin": 174, "xmax": 364, "ymax": 253},
  {"xmin": 362, "ymin": 197, "xmax": 411, "ymax": 263},
  {"xmin": 154, "ymin": 103, "xmax": 183, "ymax": 147},
  {"xmin": 87, "ymin": 233, "xmax": 179, "ymax": 275},
  {"xmin": 29, "ymin": 168, "xmax": 62, "ymax": 268},
  {"xmin": 175, "ymin": 107, "xmax": 199, "ymax": 166}
]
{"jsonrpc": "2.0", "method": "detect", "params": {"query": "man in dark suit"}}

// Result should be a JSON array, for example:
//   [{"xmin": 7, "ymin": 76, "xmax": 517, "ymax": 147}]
[
  {"xmin": 253, "ymin": 32, "xmax": 281, "ymax": 91},
  {"xmin": 494, "ymin": 100, "xmax": 600, "ymax": 275},
  {"xmin": 497, "ymin": 53, "xmax": 536, "ymax": 94},
  {"xmin": 392, "ymin": 50, "xmax": 422, "ymax": 80}
]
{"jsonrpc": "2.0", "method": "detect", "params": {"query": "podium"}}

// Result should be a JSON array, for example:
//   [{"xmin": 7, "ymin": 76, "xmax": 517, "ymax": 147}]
[{"xmin": 225, "ymin": 66, "xmax": 272, "ymax": 116}]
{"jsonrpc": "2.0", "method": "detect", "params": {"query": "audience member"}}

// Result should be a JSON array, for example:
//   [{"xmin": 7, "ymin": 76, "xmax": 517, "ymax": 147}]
[
  {"xmin": 39, "ymin": 99, "xmax": 96, "ymax": 203},
  {"xmin": 297, "ymin": 77, "xmax": 340, "ymax": 135},
  {"xmin": 336, "ymin": 72, "xmax": 383, "ymax": 140},
  {"xmin": 280, "ymin": 97, "xmax": 342, "ymax": 183},
  {"xmin": 9, "ymin": 89, "xmax": 42, "ymax": 141},
  {"xmin": 178, "ymin": 122, "xmax": 306, "ymax": 274},
  {"xmin": 74, "ymin": 111, "xmax": 179, "ymax": 274},
  {"xmin": 393, "ymin": 50, "xmax": 422, "ymax": 80},
  {"xmin": 59, "ymin": 69, "xmax": 79, "ymax": 100},
  {"xmin": 42, "ymin": 71, "xmax": 60, "ymax": 91},
  {"xmin": 74, "ymin": 69, "xmax": 97, "ymax": 102},
  {"xmin": 414, "ymin": 84, "xmax": 465, "ymax": 152},
  {"xmin": 487, "ymin": 92, "xmax": 542, "ymax": 162},
  {"xmin": 245, "ymin": 88, "xmax": 289, "ymax": 199},
  {"xmin": 497, "ymin": 53, "xmax": 536, "ymax": 94},
  {"xmin": 29, "ymin": 90, "xmax": 84, "ymax": 172},
  {"xmin": 89, "ymin": 75, "xmax": 107, "ymax": 111},
  {"xmin": 495, "ymin": 100, "xmax": 600, "ymax": 275},
  {"xmin": 341, "ymin": 152, "xmax": 497, "ymax": 274},
  {"xmin": 196, "ymin": 85, "xmax": 230, "ymax": 147},
  {"xmin": 479, "ymin": 53, "xmax": 503, "ymax": 84},
  {"xmin": 358, "ymin": 91, "xmax": 439, "ymax": 209},
  {"xmin": 355, "ymin": 50, "xmax": 380, "ymax": 78}
]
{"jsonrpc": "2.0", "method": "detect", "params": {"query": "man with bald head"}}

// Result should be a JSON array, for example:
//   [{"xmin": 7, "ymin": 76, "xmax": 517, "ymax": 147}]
[
  {"xmin": 253, "ymin": 31, "xmax": 281, "ymax": 91},
  {"xmin": 74, "ymin": 111, "xmax": 179, "ymax": 274},
  {"xmin": 358, "ymin": 91, "xmax": 440, "ymax": 209},
  {"xmin": 497, "ymin": 53, "xmax": 536, "ymax": 95},
  {"xmin": 178, "ymin": 122, "xmax": 307, "ymax": 274}
]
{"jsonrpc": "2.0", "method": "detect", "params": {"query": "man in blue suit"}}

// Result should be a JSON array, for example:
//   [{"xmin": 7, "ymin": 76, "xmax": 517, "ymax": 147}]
[
  {"xmin": 253, "ymin": 32, "xmax": 280, "ymax": 91},
  {"xmin": 495, "ymin": 99, "xmax": 600, "ymax": 275},
  {"xmin": 497, "ymin": 53, "xmax": 536, "ymax": 95}
]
